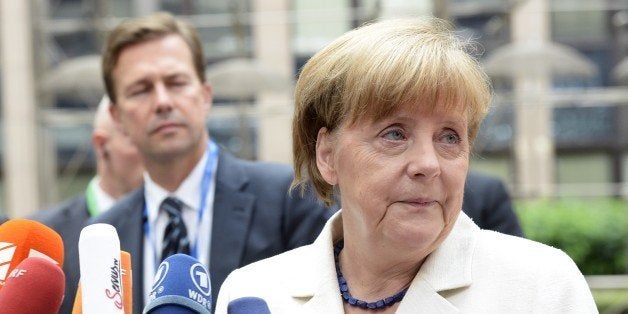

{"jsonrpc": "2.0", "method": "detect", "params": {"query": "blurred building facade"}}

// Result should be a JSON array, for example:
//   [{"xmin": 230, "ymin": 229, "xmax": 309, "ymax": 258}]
[{"xmin": 0, "ymin": 0, "xmax": 627, "ymax": 216}]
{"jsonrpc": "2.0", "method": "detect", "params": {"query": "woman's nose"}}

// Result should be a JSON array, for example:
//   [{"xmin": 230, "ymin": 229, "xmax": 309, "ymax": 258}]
[{"xmin": 406, "ymin": 140, "xmax": 441, "ymax": 179}]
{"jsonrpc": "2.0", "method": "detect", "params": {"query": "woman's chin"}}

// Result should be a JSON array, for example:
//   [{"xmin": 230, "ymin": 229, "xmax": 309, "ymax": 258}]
[{"xmin": 384, "ymin": 224, "xmax": 444, "ymax": 252}]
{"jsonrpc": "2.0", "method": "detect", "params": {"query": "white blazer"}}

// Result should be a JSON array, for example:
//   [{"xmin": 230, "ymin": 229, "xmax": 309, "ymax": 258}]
[{"xmin": 216, "ymin": 211, "xmax": 598, "ymax": 313}]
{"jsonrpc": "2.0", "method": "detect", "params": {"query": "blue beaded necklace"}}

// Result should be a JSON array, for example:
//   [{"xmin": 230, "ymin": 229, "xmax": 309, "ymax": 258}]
[{"xmin": 334, "ymin": 240, "xmax": 409, "ymax": 310}]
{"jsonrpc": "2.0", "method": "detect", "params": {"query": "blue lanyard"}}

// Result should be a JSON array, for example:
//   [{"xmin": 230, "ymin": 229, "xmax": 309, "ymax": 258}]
[{"xmin": 143, "ymin": 140, "xmax": 219, "ymax": 270}]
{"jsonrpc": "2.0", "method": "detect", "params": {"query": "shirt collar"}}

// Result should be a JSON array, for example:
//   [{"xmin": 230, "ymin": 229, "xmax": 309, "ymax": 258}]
[
  {"xmin": 89, "ymin": 176, "xmax": 116, "ymax": 215},
  {"xmin": 144, "ymin": 147, "xmax": 209, "ymax": 223}
]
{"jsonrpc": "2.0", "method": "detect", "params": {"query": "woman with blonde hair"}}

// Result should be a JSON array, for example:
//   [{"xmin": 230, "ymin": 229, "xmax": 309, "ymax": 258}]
[{"xmin": 216, "ymin": 17, "xmax": 596, "ymax": 313}]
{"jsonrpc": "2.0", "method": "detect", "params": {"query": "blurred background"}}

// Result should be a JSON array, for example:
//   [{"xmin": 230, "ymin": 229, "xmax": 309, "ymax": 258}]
[{"xmin": 0, "ymin": 0, "xmax": 627, "ymax": 310}]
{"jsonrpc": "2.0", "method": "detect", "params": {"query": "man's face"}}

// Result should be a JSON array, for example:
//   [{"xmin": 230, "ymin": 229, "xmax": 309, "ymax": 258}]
[{"xmin": 110, "ymin": 34, "xmax": 211, "ymax": 163}]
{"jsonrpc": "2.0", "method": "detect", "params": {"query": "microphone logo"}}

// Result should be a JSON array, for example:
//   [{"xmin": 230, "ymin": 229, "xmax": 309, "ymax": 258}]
[
  {"xmin": 104, "ymin": 258, "xmax": 123, "ymax": 310},
  {"xmin": 8, "ymin": 268, "xmax": 26, "ymax": 279},
  {"xmin": 151, "ymin": 261, "xmax": 169, "ymax": 292},
  {"xmin": 0, "ymin": 242, "xmax": 16, "ymax": 282},
  {"xmin": 27, "ymin": 248, "xmax": 60, "ymax": 265},
  {"xmin": 190, "ymin": 263, "xmax": 211, "ymax": 296}
]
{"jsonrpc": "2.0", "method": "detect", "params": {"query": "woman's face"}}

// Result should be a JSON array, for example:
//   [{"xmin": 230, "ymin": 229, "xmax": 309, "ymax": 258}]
[{"xmin": 317, "ymin": 102, "xmax": 469, "ymax": 254}]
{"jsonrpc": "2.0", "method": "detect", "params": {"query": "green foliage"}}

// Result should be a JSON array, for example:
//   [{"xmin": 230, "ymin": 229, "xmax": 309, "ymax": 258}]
[{"xmin": 516, "ymin": 198, "xmax": 628, "ymax": 275}]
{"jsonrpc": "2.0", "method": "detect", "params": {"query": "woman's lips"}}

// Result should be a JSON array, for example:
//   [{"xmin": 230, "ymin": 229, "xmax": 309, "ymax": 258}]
[{"xmin": 398, "ymin": 198, "xmax": 437, "ymax": 209}]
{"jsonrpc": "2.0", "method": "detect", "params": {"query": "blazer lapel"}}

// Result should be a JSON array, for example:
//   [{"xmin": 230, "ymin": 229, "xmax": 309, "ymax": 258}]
[
  {"xmin": 294, "ymin": 213, "xmax": 345, "ymax": 313},
  {"xmin": 116, "ymin": 189, "xmax": 146, "ymax": 313},
  {"xmin": 209, "ymin": 151, "xmax": 256, "ymax": 297},
  {"xmin": 397, "ymin": 212, "xmax": 478, "ymax": 313},
  {"xmin": 88, "ymin": 188, "xmax": 146, "ymax": 314}
]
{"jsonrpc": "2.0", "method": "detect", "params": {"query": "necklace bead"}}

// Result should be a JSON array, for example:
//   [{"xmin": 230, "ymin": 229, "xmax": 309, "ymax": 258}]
[{"xmin": 334, "ymin": 240, "xmax": 409, "ymax": 310}]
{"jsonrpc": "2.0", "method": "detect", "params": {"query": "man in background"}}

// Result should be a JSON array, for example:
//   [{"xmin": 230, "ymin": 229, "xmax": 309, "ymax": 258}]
[
  {"xmin": 31, "ymin": 95, "xmax": 144, "ymax": 313},
  {"xmin": 86, "ymin": 12, "xmax": 333, "ymax": 313},
  {"xmin": 463, "ymin": 171, "xmax": 524, "ymax": 237}
]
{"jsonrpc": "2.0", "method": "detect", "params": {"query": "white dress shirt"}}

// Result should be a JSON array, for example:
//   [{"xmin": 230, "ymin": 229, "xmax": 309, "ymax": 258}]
[{"xmin": 142, "ymin": 148, "xmax": 218, "ymax": 303}]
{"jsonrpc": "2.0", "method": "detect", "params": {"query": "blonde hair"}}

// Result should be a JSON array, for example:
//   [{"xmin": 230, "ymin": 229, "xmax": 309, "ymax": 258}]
[
  {"xmin": 292, "ymin": 17, "xmax": 491, "ymax": 206},
  {"xmin": 102, "ymin": 12, "xmax": 206, "ymax": 102}
]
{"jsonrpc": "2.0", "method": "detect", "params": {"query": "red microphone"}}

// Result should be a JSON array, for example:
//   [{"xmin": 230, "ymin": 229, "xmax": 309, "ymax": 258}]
[
  {"xmin": 0, "ymin": 257, "xmax": 65, "ymax": 313},
  {"xmin": 0, "ymin": 219, "xmax": 64, "ymax": 288}
]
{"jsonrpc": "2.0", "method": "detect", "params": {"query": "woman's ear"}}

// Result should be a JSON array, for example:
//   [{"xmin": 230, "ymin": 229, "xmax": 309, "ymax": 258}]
[{"xmin": 316, "ymin": 127, "xmax": 338, "ymax": 185}]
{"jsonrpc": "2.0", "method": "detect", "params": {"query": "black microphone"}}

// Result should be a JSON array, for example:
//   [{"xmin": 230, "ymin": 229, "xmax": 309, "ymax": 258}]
[
  {"xmin": 143, "ymin": 253, "xmax": 211, "ymax": 314},
  {"xmin": 227, "ymin": 297, "xmax": 271, "ymax": 314}
]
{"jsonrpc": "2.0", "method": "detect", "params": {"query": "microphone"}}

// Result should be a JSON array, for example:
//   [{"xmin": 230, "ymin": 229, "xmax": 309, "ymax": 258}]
[
  {"xmin": 143, "ymin": 253, "xmax": 211, "ymax": 314},
  {"xmin": 78, "ymin": 223, "xmax": 124, "ymax": 313},
  {"xmin": 0, "ymin": 257, "xmax": 65, "ymax": 313},
  {"xmin": 121, "ymin": 250, "xmax": 133, "ymax": 314},
  {"xmin": 73, "ymin": 250, "xmax": 132, "ymax": 314},
  {"xmin": 0, "ymin": 219, "xmax": 64, "ymax": 288},
  {"xmin": 227, "ymin": 297, "xmax": 271, "ymax": 314},
  {"xmin": 72, "ymin": 282, "xmax": 83, "ymax": 314}
]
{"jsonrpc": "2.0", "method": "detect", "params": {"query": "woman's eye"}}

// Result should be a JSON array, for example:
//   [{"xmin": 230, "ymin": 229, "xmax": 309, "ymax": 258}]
[
  {"xmin": 442, "ymin": 132, "xmax": 460, "ymax": 144},
  {"xmin": 382, "ymin": 129, "xmax": 405, "ymax": 141}
]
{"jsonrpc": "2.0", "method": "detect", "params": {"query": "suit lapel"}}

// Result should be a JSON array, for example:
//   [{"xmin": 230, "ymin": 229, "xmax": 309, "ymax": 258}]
[
  {"xmin": 107, "ymin": 189, "xmax": 146, "ymax": 313},
  {"xmin": 209, "ymin": 152, "xmax": 256, "ymax": 296}
]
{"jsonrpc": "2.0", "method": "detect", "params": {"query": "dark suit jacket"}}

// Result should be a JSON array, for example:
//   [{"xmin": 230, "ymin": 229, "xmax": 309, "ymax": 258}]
[
  {"xmin": 462, "ymin": 172, "xmax": 523, "ymax": 237},
  {"xmin": 0, "ymin": 214, "xmax": 7, "ymax": 224},
  {"xmin": 29, "ymin": 194, "xmax": 91, "ymax": 314},
  {"xmin": 81, "ymin": 151, "xmax": 334, "ymax": 313}
]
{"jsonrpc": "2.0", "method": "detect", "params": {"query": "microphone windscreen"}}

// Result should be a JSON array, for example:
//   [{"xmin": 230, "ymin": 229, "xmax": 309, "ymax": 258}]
[
  {"xmin": 227, "ymin": 297, "xmax": 271, "ymax": 314},
  {"xmin": 121, "ymin": 250, "xmax": 133, "ymax": 314},
  {"xmin": 78, "ymin": 223, "xmax": 124, "ymax": 313},
  {"xmin": 143, "ymin": 253, "xmax": 211, "ymax": 314},
  {"xmin": 0, "ymin": 219, "xmax": 64, "ymax": 288},
  {"xmin": 0, "ymin": 257, "xmax": 65, "ymax": 314}
]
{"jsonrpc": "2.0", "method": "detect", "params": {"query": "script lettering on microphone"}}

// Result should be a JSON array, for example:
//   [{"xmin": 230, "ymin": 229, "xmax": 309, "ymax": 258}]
[{"xmin": 104, "ymin": 258, "xmax": 123, "ymax": 309}]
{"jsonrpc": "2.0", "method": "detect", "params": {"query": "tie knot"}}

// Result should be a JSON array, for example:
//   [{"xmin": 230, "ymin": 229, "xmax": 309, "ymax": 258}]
[{"xmin": 161, "ymin": 197, "xmax": 184, "ymax": 217}]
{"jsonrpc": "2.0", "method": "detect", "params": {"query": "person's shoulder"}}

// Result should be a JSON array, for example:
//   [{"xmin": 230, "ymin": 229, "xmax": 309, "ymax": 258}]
[
  {"xmin": 226, "ymin": 153, "xmax": 292, "ymax": 178},
  {"xmin": 476, "ymin": 230, "xmax": 582, "ymax": 277},
  {"xmin": 90, "ymin": 188, "xmax": 143, "ymax": 224},
  {"xmin": 221, "ymin": 244, "xmax": 313, "ymax": 292},
  {"xmin": 472, "ymin": 230, "xmax": 596, "ymax": 310},
  {"xmin": 465, "ymin": 171, "xmax": 505, "ymax": 190},
  {"xmin": 218, "ymin": 151, "xmax": 294, "ymax": 189},
  {"xmin": 234, "ymin": 243, "xmax": 311, "ymax": 276},
  {"xmin": 216, "ymin": 243, "xmax": 319, "ymax": 313},
  {"xmin": 29, "ymin": 194, "xmax": 87, "ymax": 225}
]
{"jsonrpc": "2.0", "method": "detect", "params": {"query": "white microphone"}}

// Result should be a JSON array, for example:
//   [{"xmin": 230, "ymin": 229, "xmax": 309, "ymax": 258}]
[{"xmin": 78, "ymin": 223, "xmax": 124, "ymax": 313}]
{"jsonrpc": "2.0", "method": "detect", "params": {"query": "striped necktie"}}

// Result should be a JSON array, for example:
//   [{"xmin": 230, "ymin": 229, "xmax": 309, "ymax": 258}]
[{"xmin": 160, "ymin": 197, "xmax": 190, "ymax": 261}]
